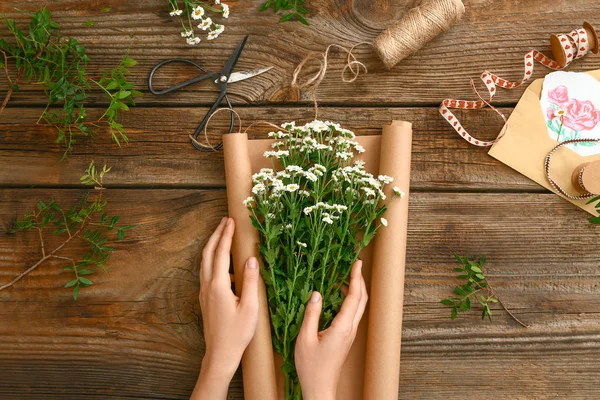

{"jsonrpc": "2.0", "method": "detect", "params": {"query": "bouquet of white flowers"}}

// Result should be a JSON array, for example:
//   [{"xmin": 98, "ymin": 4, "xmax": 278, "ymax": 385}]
[{"xmin": 245, "ymin": 120, "xmax": 404, "ymax": 399}]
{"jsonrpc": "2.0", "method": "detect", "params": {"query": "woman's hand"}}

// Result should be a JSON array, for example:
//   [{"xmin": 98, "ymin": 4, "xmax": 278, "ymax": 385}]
[
  {"xmin": 294, "ymin": 260, "xmax": 368, "ymax": 400},
  {"xmin": 191, "ymin": 217, "xmax": 261, "ymax": 400}
]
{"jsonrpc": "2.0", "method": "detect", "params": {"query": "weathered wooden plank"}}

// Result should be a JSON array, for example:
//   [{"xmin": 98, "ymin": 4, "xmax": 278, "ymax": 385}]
[
  {"xmin": 0, "ymin": 1, "xmax": 599, "ymax": 106},
  {"xmin": 1, "ymin": 189, "xmax": 599, "ymax": 399},
  {"xmin": 0, "ymin": 106, "xmax": 536, "ymax": 191}
]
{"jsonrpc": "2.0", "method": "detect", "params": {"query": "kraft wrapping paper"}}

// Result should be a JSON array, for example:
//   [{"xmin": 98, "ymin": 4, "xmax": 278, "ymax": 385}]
[
  {"xmin": 488, "ymin": 70, "xmax": 600, "ymax": 215},
  {"xmin": 222, "ymin": 121, "xmax": 412, "ymax": 400}
]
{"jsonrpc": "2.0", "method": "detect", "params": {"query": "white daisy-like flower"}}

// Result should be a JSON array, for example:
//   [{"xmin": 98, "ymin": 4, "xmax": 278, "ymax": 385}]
[
  {"xmin": 170, "ymin": 9, "xmax": 183, "ymax": 16},
  {"xmin": 323, "ymin": 216, "xmax": 334, "ymax": 225},
  {"xmin": 300, "ymin": 190, "xmax": 310, "ymax": 197},
  {"xmin": 361, "ymin": 187, "xmax": 376, "ymax": 197},
  {"xmin": 252, "ymin": 183, "xmax": 265, "ymax": 194},
  {"xmin": 207, "ymin": 30, "xmax": 219, "ymax": 40},
  {"xmin": 286, "ymin": 184, "xmax": 299, "ymax": 192},
  {"xmin": 267, "ymin": 213, "xmax": 275, "ymax": 219},
  {"xmin": 282, "ymin": 121, "xmax": 295, "ymax": 129},
  {"xmin": 380, "ymin": 217, "xmax": 388, "ymax": 227},
  {"xmin": 393, "ymin": 186, "xmax": 405, "ymax": 198},
  {"xmin": 242, "ymin": 197, "xmax": 254, "ymax": 207},
  {"xmin": 222, "ymin": 3, "xmax": 230, "ymax": 18},
  {"xmin": 198, "ymin": 17, "xmax": 212, "ymax": 30},
  {"xmin": 304, "ymin": 172, "xmax": 318, "ymax": 182},
  {"xmin": 286, "ymin": 165, "xmax": 303, "ymax": 174},
  {"xmin": 215, "ymin": 0, "xmax": 220, "ymax": 3},
  {"xmin": 378, "ymin": 175, "xmax": 394, "ymax": 184},
  {"xmin": 191, "ymin": 6, "xmax": 205, "ymax": 19},
  {"xmin": 186, "ymin": 36, "xmax": 201, "ymax": 45},
  {"xmin": 354, "ymin": 144, "xmax": 366, "ymax": 153},
  {"xmin": 303, "ymin": 206, "xmax": 314, "ymax": 215},
  {"xmin": 181, "ymin": 30, "xmax": 193, "ymax": 37},
  {"xmin": 285, "ymin": 223, "xmax": 292, "ymax": 230},
  {"xmin": 297, "ymin": 241, "xmax": 307, "ymax": 248}
]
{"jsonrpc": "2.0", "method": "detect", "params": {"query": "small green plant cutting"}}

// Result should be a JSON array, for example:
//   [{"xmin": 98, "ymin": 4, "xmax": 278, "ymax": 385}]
[
  {"xmin": 259, "ymin": 0, "xmax": 310, "ymax": 25},
  {"xmin": 588, "ymin": 196, "xmax": 600, "ymax": 225},
  {"xmin": 441, "ymin": 254, "xmax": 529, "ymax": 327},
  {"xmin": 1, "ymin": 162, "xmax": 133, "ymax": 300},
  {"xmin": 0, "ymin": 8, "xmax": 141, "ymax": 158}
]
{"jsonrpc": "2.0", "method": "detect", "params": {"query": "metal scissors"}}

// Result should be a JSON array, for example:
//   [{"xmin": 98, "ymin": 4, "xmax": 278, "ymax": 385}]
[{"xmin": 148, "ymin": 35, "xmax": 272, "ymax": 151}]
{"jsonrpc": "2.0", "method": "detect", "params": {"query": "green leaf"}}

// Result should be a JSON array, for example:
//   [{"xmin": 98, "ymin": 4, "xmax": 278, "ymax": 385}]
[
  {"xmin": 121, "ymin": 57, "xmax": 137, "ymax": 67},
  {"xmin": 454, "ymin": 286, "xmax": 467, "ymax": 296},
  {"xmin": 295, "ymin": 14, "xmax": 309, "ymax": 26},
  {"xmin": 440, "ymin": 299, "xmax": 454, "ymax": 307},
  {"xmin": 83, "ymin": 20, "xmax": 94, "ymax": 27},
  {"xmin": 116, "ymin": 90, "xmax": 131, "ymax": 99},
  {"xmin": 64, "ymin": 279, "xmax": 78, "ymax": 288},
  {"xmin": 73, "ymin": 285, "xmax": 80, "ymax": 300},
  {"xmin": 78, "ymin": 269, "xmax": 95, "ymax": 275},
  {"xmin": 100, "ymin": 7, "xmax": 111, "ymax": 13},
  {"xmin": 470, "ymin": 265, "xmax": 482, "ymax": 273},
  {"xmin": 78, "ymin": 276, "xmax": 93, "ymax": 286},
  {"xmin": 451, "ymin": 306, "xmax": 457, "ymax": 320}
]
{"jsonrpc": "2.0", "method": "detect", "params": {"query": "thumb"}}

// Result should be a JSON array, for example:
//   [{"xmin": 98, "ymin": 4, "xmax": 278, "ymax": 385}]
[
  {"xmin": 299, "ymin": 291, "xmax": 322, "ymax": 339},
  {"xmin": 239, "ymin": 257, "xmax": 259, "ymax": 312}
]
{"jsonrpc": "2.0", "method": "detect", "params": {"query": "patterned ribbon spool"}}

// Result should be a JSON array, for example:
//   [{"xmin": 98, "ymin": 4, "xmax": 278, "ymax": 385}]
[
  {"xmin": 439, "ymin": 22, "xmax": 599, "ymax": 146},
  {"xmin": 544, "ymin": 138, "xmax": 600, "ymax": 200}
]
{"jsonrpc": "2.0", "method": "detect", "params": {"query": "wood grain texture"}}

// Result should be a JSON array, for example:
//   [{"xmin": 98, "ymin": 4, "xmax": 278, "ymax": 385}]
[
  {"xmin": 0, "ymin": 106, "xmax": 529, "ymax": 190},
  {"xmin": 0, "ymin": 190, "xmax": 599, "ymax": 399},
  {"xmin": 0, "ymin": 1, "xmax": 600, "ymax": 106}
]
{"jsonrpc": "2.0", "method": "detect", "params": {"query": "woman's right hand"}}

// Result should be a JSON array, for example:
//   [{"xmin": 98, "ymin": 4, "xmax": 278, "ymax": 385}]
[{"xmin": 294, "ymin": 260, "xmax": 368, "ymax": 400}]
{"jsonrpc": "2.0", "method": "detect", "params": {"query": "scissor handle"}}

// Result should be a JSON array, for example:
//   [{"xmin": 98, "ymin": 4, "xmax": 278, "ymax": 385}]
[
  {"xmin": 192, "ymin": 89, "xmax": 234, "ymax": 152},
  {"xmin": 148, "ymin": 58, "xmax": 220, "ymax": 96}
]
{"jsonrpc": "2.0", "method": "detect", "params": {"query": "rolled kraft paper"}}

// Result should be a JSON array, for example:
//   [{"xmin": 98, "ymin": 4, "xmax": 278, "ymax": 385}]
[
  {"xmin": 373, "ymin": 0, "xmax": 465, "ymax": 70},
  {"xmin": 223, "ymin": 133, "xmax": 278, "ymax": 400},
  {"xmin": 363, "ymin": 121, "xmax": 413, "ymax": 400}
]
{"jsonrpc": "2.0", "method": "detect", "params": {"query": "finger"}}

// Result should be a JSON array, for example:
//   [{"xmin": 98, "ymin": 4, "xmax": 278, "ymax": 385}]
[
  {"xmin": 200, "ymin": 217, "xmax": 228, "ymax": 283},
  {"xmin": 352, "ymin": 274, "xmax": 368, "ymax": 330},
  {"xmin": 331, "ymin": 260, "xmax": 362, "ymax": 330},
  {"xmin": 298, "ymin": 291, "xmax": 322, "ymax": 341},
  {"xmin": 213, "ymin": 218, "xmax": 235, "ymax": 285},
  {"xmin": 239, "ymin": 257, "xmax": 260, "ymax": 313}
]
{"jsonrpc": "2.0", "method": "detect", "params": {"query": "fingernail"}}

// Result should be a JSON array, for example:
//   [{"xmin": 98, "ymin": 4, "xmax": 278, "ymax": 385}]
[
  {"xmin": 310, "ymin": 291, "xmax": 321, "ymax": 303},
  {"xmin": 226, "ymin": 217, "xmax": 233, "ymax": 225},
  {"xmin": 221, "ymin": 217, "xmax": 227, "ymax": 224},
  {"xmin": 248, "ymin": 257, "xmax": 258, "ymax": 269}
]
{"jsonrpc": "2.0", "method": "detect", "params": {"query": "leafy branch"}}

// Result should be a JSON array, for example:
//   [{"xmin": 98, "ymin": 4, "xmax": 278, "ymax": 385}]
[
  {"xmin": 2, "ymin": 161, "xmax": 134, "ymax": 299},
  {"xmin": 259, "ymin": 0, "xmax": 309, "ymax": 25},
  {"xmin": 588, "ymin": 196, "xmax": 600, "ymax": 225},
  {"xmin": 0, "ymin": 8, "xmax": 141, "ymax": 159},
  {"xmin": 441, "ymin": 254, "xmax": 529, "ymax": 328}
]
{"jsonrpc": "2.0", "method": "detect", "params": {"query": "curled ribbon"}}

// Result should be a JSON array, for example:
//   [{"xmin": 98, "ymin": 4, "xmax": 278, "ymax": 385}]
[{"xmin": 439, "ymin": 22, "xmax": 599, "ymax": 147}]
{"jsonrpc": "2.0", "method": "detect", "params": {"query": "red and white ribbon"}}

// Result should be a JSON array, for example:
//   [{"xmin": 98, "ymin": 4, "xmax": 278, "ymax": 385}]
[{"xmin": 440, "ymin": 24, "xmax": 596, "ymax": 147}]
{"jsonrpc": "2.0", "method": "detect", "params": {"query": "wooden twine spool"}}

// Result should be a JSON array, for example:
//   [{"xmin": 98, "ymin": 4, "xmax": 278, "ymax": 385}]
[
  {"xmin": 373, "ymin": 0, "xmax": 465, "ymax": 70},
  {"xmin": 550, "ymin": 21, "xmax": 599, "ymax": 67},
  {"xmin": 572, "ymin": 160, "xmax": 600, "ymax": 195}
]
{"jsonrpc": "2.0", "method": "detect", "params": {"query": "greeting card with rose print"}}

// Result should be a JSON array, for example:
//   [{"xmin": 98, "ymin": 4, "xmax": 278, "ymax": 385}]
[
  {"xmin": 540, "ymin": 71, "xmax": 600, "ymax": 156},
  {"xmin": 489, "ymin": 70, "xmax": 600, "ymax": 215}
]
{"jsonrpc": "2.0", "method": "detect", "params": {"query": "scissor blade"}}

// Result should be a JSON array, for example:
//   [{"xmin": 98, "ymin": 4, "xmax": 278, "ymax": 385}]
[
  {"xmin": 218, "ymin": 66, "xmax": 274, "ymax": 84},
  {"xmin": 220, "ymin": 35, "xmax": 248, "ymax": 79}
]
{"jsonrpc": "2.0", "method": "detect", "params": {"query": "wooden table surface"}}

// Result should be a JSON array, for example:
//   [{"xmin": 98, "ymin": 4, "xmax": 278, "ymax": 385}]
[{"xmin": 1, "ymin": 1, "xmax": 600, "ymax": 399}]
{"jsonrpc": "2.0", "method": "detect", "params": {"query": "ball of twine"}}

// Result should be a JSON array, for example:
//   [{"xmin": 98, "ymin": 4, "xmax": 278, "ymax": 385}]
[{"xmin": 373, "ymin": 0, "xmax": 465, "ymax": 70}]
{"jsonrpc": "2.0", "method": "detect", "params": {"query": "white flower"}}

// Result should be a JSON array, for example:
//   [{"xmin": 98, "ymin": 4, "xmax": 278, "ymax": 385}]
[
  {"xmin": 222, "ymin": 3, "xmax": 230, "ymax": 18},
  {"xmin": 282, "ymin": 121, "xmax": 295, "ymax": 129},
  {"xmin": 207, "ymin": 30, "xmax": 219, "ymax": 40},
  {"xmin": 242, "ymin": 197, "xmax": 254, "ymax": 207},
  {"xmin": 378, "ymin": 175, "xmax": 394, "ymax": 184},
  {"xmin": 304, "ymin": 172, "xmax": 318, "ymax": 182},
  {"xmin": 323, "ymin": 216, "xmax": 334, "ymax": 225},
  {"xmin": 354, "ymin": 144, "xmax": 366, "ymax": 153},
  {"xmin": 393, "ymin": 186, "xmax": 405, "ymax": 198},
  {"xmin": 252, "ymin": 183, "xmax": 265, "ymax": 194},
  {"xmin": 170, "ymin": 9, "xmax": 183, "ymax": 16},
  {"xmin": 215, "ymin": 0, "xmax": 221, "ymax": 3},
  {"xmin": 267, "ymin": 213, "xmax": 275, "ymax": 219},
  {"xmin": 361, "ymin": 187, "xmax": 376, "ymax": 197},
  {"xmin": 198, "ymin": 17, "xmax": 212, "ymax": 30},
  {"xmin": 191, "ymin": 6, "xmax": 205, "ymax": 19},
  {"xmin": 186, "ymin": 36, "xmax": 201, "ymax": 45},
  {"xmin": 300, "ymin": 190, "xmax": 310, "ymax": 197},
  {"xmin": 303, "ymin": 206, "xmax": 314, "ymax": 215},
  {"xmin": 297, "ymin": 241, "xmax": 307, "ymax": 248},
  {"xmin": 181, "ymin": 30, "xmax": 193, "ymax": 37},
  {"xmin": 286, "ymin": 184, "xmax": 299, "ymax": 192},
  {"xmin": 380, "ymin": 217, "xmax": 388, "ymax": 227},
  {"xmin": 286, "ymin": 165, "xmax": 303, "ymax": 174},
  {"xmin": 285, "ymin": 223, "xmax": 292, "ymax": 230}
]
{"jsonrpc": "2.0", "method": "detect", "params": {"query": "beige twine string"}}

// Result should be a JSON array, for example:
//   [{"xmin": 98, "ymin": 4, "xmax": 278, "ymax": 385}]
[
  {"xmin": 291, "ymin": 43, "xmax": 370, "ymax": 119},
  {"xmin": 373, "ymin": 0, "xmax": 465, "ymax": 69}
]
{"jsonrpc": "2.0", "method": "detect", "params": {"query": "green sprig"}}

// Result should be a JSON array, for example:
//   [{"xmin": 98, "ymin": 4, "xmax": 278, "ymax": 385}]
[
  {"xmin": 3, "ymin": 161, "xmax": 133, "ymax": 300},
  {"xmin": 441, "ymin": 254, "xmax": 529, "ymax": 327},
  {"xmin": 0, "ymin": 8, "xmax": 141, "ymax": 159},
  {"xmin": 587, "ymin": 196, "xmax": 600, "ymax": 225},
  {"xmin": 259, "ymin": 0, "xmax": 310, "ymax": 25}
]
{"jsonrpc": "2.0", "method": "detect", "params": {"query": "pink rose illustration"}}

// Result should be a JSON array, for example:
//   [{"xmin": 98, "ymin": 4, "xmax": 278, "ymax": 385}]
[
  {"xmin": 546, "ymin": 107, "xmax": 556, "ymax": 120},
  {"xmin": 562, "ymin": 99, "xmax": 600, "ymax": 132},
  {"xmin": 548, "ymin": 85, "xmax": 569, "ymax": 105}
]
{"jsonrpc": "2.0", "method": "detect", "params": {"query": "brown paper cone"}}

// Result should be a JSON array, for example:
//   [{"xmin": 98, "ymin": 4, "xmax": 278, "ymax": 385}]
[
  {"xmin": 223, "ymin": 133, "xmax": 278, "ymax": 400},
  {"xmin": 363, "ymin": 121, "xmax": 413, "ymax": 400}
]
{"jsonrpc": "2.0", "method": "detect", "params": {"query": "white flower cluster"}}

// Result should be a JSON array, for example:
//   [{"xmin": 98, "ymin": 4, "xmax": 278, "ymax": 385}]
[
  {"xmin": 303, "ymin": 202, "xmax": 348, "ymax": 224},
  {"xmin": 170, "ymin": 1, "xmax": 229, "ymax": 44}
]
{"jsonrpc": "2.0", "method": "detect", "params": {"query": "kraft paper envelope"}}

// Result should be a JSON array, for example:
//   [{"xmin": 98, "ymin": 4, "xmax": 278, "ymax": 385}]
[
  {"xmin": 489, "ymin": 70, "xmax": 600, "ymax": 215},
  {"xmin": 223, "ymin": 121, "xmax": 413, "ymax": 400}
]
